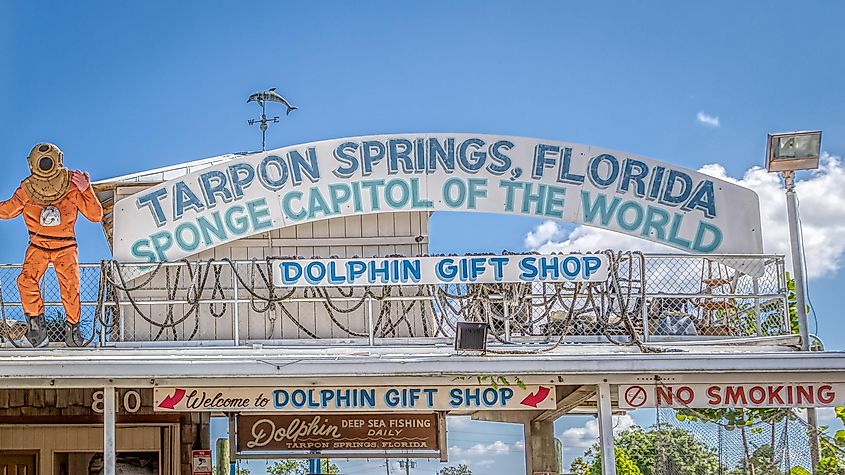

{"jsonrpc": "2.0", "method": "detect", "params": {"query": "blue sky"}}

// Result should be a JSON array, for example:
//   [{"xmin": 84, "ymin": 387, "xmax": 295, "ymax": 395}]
[{"xmin": 2, "ymin": 1, "xmax": 845, "ymax": 473}]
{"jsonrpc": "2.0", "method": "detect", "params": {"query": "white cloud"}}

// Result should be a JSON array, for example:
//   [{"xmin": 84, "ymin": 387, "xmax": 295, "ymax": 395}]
[
  {"xmin": 524, "ymin": 220, "xmax": 565, "ymax": 249},
  {"xmin": 696, "ymin": 111, "xmax": 720, "ymax": 127},
  {"xmin": 447, "ymin": 416, "xmax": 472, "ymax": 429},
  {"xmin": 524, "ymin": 152, "xmax": 845, "ymax": 279},
  {"xmin": 558, "ymin": 414, "xmax": 635, "ymax": 449},
  {"xmin": 449, "ymin": 440, "xmax": 517, "ymax": 457}
]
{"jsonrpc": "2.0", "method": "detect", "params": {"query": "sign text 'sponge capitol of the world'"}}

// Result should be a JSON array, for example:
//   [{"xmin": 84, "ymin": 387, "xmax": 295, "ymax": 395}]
[
  {"xmin": 271, "ymin": 253, "xmax": 608, "ymax": 287},
  {"xmin": 113, "ymin": 134, "xmax": 763, "ymax": 263}
]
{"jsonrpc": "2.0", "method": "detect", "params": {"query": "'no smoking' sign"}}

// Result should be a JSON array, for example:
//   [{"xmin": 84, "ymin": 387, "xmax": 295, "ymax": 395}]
[{"xmin": 624, "ymin": 385, "xmax": 648, "ymax": 408}]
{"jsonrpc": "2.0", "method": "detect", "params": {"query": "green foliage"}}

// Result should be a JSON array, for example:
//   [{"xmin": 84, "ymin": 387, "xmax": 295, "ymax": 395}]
[
  {"xmin": 676, "ymin": 407, "xmax": 790, "ymax": 430},
  {"xmin": 267, "ymin": 460, "xmax": 299, "ymax": 475},
  {"xmin": 214, "ymin": 438, "xmax": 230, "ymax": 475},
  {"xmin": 439, "ymin": 463, "xmax": 473, "ymax": 475},
  {"xmin": 577, "ymin": 426, "xmax": 719, "ymax": 475},
  {"xmin": 725, "ymin": 445, "xmax": 784, "ymax": 475},
  {"xmin": 570, "ymin": 456, "xmax": 590, "ymax": 475},
  {"xmin": 452, "ymin": 375, "xmax": 527, "ymax": 390},
  {"xmin": 589, "ymin": 448, "xmax": 643, "ymax": 475},
  {"xmin": 266, "ymin": 460, "xmax": 340, "ymax": 475},
  {"xmin": 235, "ymin": 468, "xmax": 250, "ymax": 475},
  {"xmin": 788, "ymin": 467, "xmax": 811, "ymax": 475},
  {"xmin": 815, "ymin": 456, "xmax": 845, "ymax": 475}
]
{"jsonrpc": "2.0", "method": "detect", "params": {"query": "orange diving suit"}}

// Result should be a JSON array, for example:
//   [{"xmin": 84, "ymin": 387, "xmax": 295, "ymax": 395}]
[{"xmin": 0, "ymin": 143, "xmax": 103, "ymax": 347}]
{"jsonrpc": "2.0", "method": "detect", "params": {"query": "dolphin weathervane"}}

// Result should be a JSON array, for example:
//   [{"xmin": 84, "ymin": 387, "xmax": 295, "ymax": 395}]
[{"xmin": 247, "ymin": 87, "xmax": 297, "ymax": 151}]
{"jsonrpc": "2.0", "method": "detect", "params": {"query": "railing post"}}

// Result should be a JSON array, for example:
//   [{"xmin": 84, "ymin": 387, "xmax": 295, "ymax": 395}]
[
  {"xmin": 98, "ymin": 287, "xmax": 107, "ymax": 347},
  {"xmin": 641, "ymin": 297, "xmax": 649, "ymax": 342},
  {"xmin": 366, "ymin": 296, "xmax": 374, "ymax": 346},
  {"xmin": 117, "ymin": 263, "xmax": 125, "ymax": 343},
  {"xmin": 782, "ymin": 295, "xmax": 791, "ymax": 335},
  {"xmin": 640, "ymin": 253, "xmax": 649, "ymax": 342},
  {"xmin": 753, "ymin": 277, "xmax": 763, "ymax": 337},
  {"xmin": 232, "ymin": 265, "xmax": 240, "ymax": 346},
  {"xmin": 503, "ymin": 301, "xmax": 511, "ymax": 343}
]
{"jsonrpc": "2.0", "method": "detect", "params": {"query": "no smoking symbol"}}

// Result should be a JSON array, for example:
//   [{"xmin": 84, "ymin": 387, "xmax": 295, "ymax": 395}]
[{"xmin": 624, "ymin": 385, "xmax": 648, "ymax": 408}]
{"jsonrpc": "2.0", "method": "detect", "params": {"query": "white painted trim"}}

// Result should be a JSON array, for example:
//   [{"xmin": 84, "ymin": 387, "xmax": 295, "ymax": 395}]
[
  {"xmin": 597, "ymin": 383, "xmax": 617, "ymax": 475},
  {"xmin": 1, "ymin": 348, "xmax": 845, "ymax": 388},
  {"xmin": 103, "ymin": 385, "xmax": 116, "ymax": 475}
]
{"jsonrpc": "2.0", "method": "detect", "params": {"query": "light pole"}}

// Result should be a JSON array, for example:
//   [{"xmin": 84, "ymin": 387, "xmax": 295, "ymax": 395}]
[{"xmin": 765, "ymin": 130, "xmax": 822, "ymax": 469}]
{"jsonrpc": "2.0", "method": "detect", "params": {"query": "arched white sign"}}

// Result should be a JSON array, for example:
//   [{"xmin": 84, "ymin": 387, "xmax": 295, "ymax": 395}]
[{"xmin": 113, "ymin": 134, "xmax": 763, "ymax": 263}]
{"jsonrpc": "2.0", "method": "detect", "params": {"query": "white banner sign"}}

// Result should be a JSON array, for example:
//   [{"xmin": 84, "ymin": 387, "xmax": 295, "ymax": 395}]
[
  {"xmin": 154, "ymin": 385, "xmax": 556, "ymax": 412},
  {"xmin": 619, "ymin": 383, "xmax": 844, "ymax": 409},
  {"xmin": 113, "ymin": 134, "xmax": 763, "ymax": 262},
  {"xmin": 271, "ymin": 253, "xmax": 608, "ymax": 287}
]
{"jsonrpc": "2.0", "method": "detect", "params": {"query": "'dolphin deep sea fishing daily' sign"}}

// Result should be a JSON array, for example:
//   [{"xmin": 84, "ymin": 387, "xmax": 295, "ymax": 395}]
[{"xmin": 112, "ymin": 134, "xmax": 763, "ymax": 263}]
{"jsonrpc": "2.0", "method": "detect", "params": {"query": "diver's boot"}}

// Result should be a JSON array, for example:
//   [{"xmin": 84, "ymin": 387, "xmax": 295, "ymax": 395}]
[
  {"xmin": 25, "ymin": 314, "xmax": 49, "ymax": 348},
  {"xmin": 65, "ymin": 322, "xmax": 84, "ymax": 347}
]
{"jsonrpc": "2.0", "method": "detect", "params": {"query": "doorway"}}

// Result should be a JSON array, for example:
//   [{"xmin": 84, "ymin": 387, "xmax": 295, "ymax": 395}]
[{"xmin": 0, "ymin": 451, "xmax": 38, "ymax": 474}]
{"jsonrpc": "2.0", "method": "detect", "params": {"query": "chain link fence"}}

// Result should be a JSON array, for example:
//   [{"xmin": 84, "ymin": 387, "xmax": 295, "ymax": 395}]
[
  {"xmin": 0, "ymin": 253, "xmax": 788, "ymax": 347},
  {"xmin": 0, "ymin": 263, "xmax": 101, "ymax": 346},
  {"xmin": 652, "ymin": 407, "xmax": 814, "ymax": 474}
]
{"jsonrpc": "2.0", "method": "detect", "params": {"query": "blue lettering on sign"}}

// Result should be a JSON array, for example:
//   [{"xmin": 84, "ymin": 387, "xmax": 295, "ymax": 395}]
[
  {"xmin": 124, "ymin": 136, "xmax": 740, "ymax": 263},
  {"xmin": 449, "ymin": 387, "xmax": 515, "ymax": 408},
  {"xmin": 580, "ymin": 190, "xmax": 723, "ymax": 253},
  {"xmin": 135, "ymin": 187, "xmax": 169, "ymax": 227}
]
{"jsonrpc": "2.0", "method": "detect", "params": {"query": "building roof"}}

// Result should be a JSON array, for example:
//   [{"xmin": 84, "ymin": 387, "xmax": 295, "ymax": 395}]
[
  {"xmin": 91, "ymin": 151, "xmax": 251, "ymax": 247},
  {"xmin": 0, "ymin": 343, "xmax": 840, "ymax": 389},
  {"xmin": 93, "ymin": 152, "xmax": 251, "ymax": 186}
]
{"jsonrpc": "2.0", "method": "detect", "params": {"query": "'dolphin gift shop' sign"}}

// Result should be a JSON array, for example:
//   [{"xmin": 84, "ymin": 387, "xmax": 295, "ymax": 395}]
[{"xmin": 113, "ymin": 134, "xmax": 763, "ymax": 263}]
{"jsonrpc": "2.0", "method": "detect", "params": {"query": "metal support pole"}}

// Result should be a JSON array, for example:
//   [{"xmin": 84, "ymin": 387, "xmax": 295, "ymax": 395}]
[
  {"xmin": 753, "ymin": 277, "xmax": 762, "ymax": 337},
  {"xmin": 783, "ymin": 171, "xmax": 820, "ymax": 469},
  {"xmin": 504, "ymin": 301, "xmax": 511, "ymax": 342},
  {"xmin": 641, "ymin": 296, "xmax": 649, "ymax": 342},
  {"xmin": 229, "ymin": 414, "xmax": 237, "ymax": 475},
  {"xmin": 367, "ymin": 296, "xmax": 375, "ymax": 346},
  {"xmin": 232, "ymin": 270, "xmax": 240, "ymax": 346},
  {"xmin": 438, "ymin": 412, "xmax": 448, "ymax": 462},
  {"xmin": 597, "ymin": 382, "xmax": 617, "ymax": 475},
  {"xmin": 103, "ymin": 385, "xmax": 116, "ymax": 475},
  {"xmin": 784, "ymin": 171, "xmax": 811, "ymax": 350},
  {"xmin": 99, "ymin": 288, "xmax": 107, "ymax": 347}
]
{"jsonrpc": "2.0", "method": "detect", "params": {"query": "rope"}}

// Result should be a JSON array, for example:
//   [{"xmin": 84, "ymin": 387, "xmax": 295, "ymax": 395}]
[{"xmin": 83, "ymin": 251, "xmax": 685, "ymax": 351}]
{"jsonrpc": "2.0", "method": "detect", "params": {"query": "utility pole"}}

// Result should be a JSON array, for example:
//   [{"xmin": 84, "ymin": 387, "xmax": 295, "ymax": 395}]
[
  {"xmin": 765, "ymin": 131, "xmax": 823, "ymax": 471},
  {"xmin": 784, "ymin": 170, "xmax": 821, "ymax": 469}
]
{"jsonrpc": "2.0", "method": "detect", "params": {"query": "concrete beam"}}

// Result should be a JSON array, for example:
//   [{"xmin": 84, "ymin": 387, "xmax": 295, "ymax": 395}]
[
  {"xmin": 534, "ymin": 385, "xmax": 597, "ymax": 422},
  {"xmin": 524, "ymin": 418, "xmax": 557, "ymax": 475}
]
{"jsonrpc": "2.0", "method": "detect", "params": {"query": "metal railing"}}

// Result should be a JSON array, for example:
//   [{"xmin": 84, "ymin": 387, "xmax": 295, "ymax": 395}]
[{"xmin": 0, "ymin": 253, "xmax": 789, "ymax": 348}]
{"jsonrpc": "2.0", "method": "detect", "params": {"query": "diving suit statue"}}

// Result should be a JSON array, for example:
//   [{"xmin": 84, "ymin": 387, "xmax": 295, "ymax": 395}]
[{"xmin": 0, "ymin": 143, "xmax": 103, "ymax": 347}]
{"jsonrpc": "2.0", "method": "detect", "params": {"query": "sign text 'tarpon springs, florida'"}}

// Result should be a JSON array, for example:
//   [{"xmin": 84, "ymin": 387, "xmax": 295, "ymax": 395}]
[
  {"xmin": 114, "ymin": 134, "xmax": 763, "ymax": 262},
  {"xmin": 271, "ymin": 253, "xmax": 608, "ymax": 287}
]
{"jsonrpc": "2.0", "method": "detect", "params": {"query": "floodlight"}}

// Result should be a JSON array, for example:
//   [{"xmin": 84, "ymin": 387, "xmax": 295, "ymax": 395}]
[
  {"xmin": 765, "ymin": 131, "xmax": 822, "ymax": 172},
  {"xmin": 454, "ymin": 322, "xmax": 488, "ymax": 352}
]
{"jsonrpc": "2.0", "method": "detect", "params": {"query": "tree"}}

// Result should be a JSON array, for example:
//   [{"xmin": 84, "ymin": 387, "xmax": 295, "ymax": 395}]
[
  {"xmin": 570, "ymin": 456, "xmax": 590, "ymax": 475},
  {"xmin": 576, "ymin": 426, "xmax": 721, "ymax": 475},
  {"xmin": 439, "ymin": 464, "xmax": 473, "ymax": 475},
  {"xmin": 676, "ymin": 406, "xmax": 791, "ymax": 472},
  {"xmin": 235, "ymin": 468, "xmax": 250, "ymax": 475},
  {"xmin": 589, "ymin": 448, "xmax": 643, "ymax": 475},
  {"xmin": 267, "ymin": 460, "xmax": 299, "ymax": 475},
  {"xmin": 214, "ymin": 438, "xmax": 230, "ymax": 475},
  {"xmin": 267, "ymin": 460, "xmax": 340, "ymax": 475}
]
